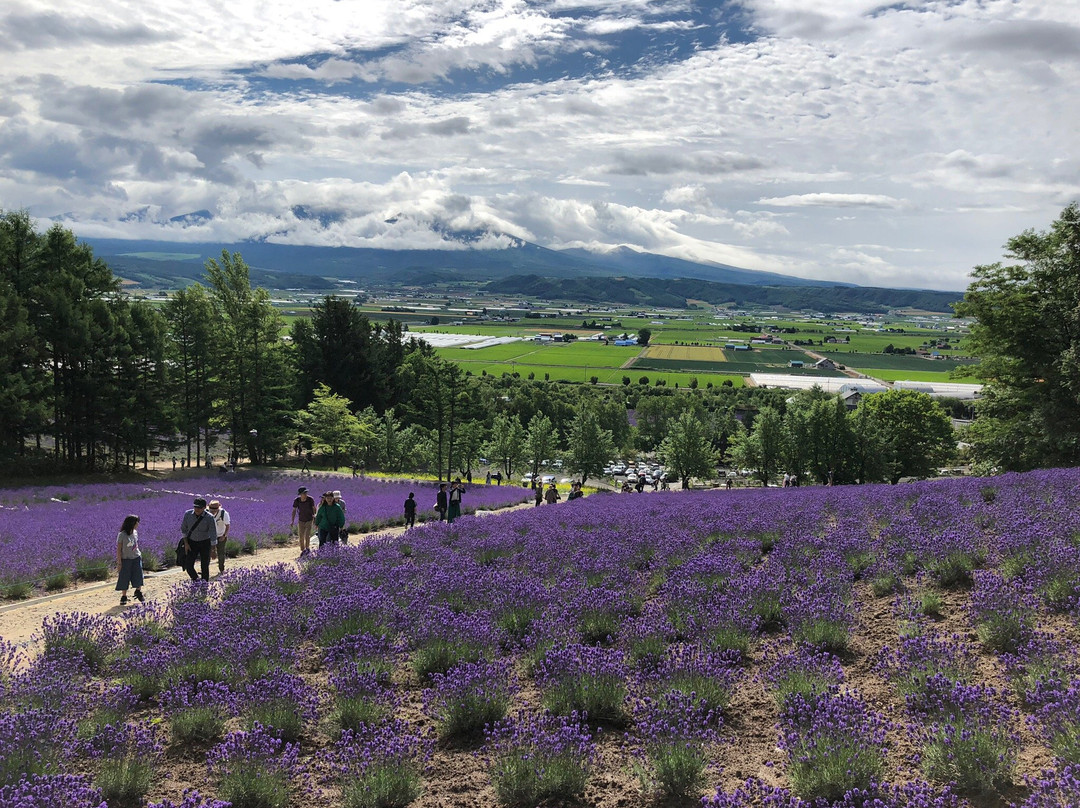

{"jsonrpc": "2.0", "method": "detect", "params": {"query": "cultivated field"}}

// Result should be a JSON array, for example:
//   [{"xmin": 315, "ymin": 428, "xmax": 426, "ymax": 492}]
[
  {"xmin": 643, "ymin": 345, "xmax": 728, "ymax": 362},
  {"xmin": 2, "ymin": 470, "xmax": 1078, "ymax": 807}
]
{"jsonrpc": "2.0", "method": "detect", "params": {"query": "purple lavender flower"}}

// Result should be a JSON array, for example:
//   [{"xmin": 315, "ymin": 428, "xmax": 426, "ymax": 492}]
[
  {"xmin": 484, "ymin": 710, "xmax": 596, "ymax": 805},
  {"xmin": 320, "ymin": 720, "xmax": 432, "ymax": 808},
  {"xmin": 779, "ymin": 690, "xmax": 890, "ymax": 801},
  {"xmin": 147, "ymin": 789, "xmax": 233, "ymax": 808},
  {"xmin": 536, "ymin": 643, "xmax": 629, "ymax": 723},
  {"xmin": 422, "ymin": 658, "xmax": 517, "ymax": 739},
  {"xmin": 629, "ymin": 690, "xmax": 719, "ymax": 797},
  {"xmin": 913, "ymin": 681, "xmax": 1018, "ymax": 791},
  {"xmin": 0, "ymin": 774, "xmax": 107, "ymax": 808},
  {"xmin": 1012, "ymin": 763, "xmax": 1080, "ymax": 808}
]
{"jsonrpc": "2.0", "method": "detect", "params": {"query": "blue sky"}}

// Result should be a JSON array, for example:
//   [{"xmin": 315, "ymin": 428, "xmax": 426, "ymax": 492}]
[{"xmin": 1, "ymin": 0, "xmax": 1078, "ymax": 290}]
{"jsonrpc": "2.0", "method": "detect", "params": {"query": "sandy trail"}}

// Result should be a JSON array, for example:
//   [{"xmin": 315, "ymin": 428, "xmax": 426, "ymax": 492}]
[{"xmin": 0, "ymin": 503, "xmax": 530, "ymax": 648}]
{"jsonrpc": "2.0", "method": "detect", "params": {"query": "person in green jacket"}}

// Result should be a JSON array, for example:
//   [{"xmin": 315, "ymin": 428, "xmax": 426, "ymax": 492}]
[{"xmin": 314, "ymin": 491, "xmax": 345, "ymax": 547}]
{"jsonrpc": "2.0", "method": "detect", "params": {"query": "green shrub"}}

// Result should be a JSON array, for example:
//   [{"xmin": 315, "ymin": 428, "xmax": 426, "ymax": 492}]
[
  {"xmin": 332, "ymin": 696, "xmax": 394, "ymax": 735},
  {"xmin": 246, "ymin": 701, "xmax": 303, "ymax": 743},
  {"xmin": 140, "ymin": 549, "xmax": 161, "ymax": 572},
  {"xmin": 218, "ymin": 769, "xmax": 291, "ymax": 808},
  {"xmin": 2, "ymin": 580, "xmax": 33, "ymax": 600},
  {"xmin": 245, "ymin": 536, "xmax": 260, "ymax": 554},
  {"xmin": 171, "ymin": 706, "xmax": 225, "ymax": 745},
  {"xmin": 225, "ymin": 539, "xmax": 243, "ymax": 558},
  {"xmin": 76, "ymin": 558, "xmax": 110, "ymax": 581},
  {"xmin": 920, "ymin": 590, "xmax": 943, "ymax": 617},
  {"xmin": 341, "ymin": 765, "xmax": 422, "ymax": 808},
  {"xmin": 871, "ymin": 573, "xmax": 901, "ymax": 597},
  {"xmin": 44, "ymin": 571, "xmax": 70, "ymax": 591},
  {"xmin": 926, "ymin": 550, "xmax": 981, "ymax": 588},
  {"xmin": 921, "ymin": 714, "xmax": 1015, "ymax": 791},
  {"xmin": 96, "ymin": 758, "xmax": 153, "ymax": 808}
]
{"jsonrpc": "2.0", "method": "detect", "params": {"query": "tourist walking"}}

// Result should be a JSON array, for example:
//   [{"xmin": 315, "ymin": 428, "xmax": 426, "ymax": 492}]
[
  {"xmin": 332, "ymin": 490, "xmax": 348, "ymax": 543},
  {"xmin": 180, "ymin": 497, "xmax": 218, "ymax": 581},
  {"xmin": 567, "ymin": 482, "xmax": 584, "ymax": 500},
  {"xmin": 447, "ymin": 478, "xmax": 464, "ymax": 523},
  {"xmin": 436, "ymin": 483, "xmax": 448, "ymax": 521},
  {"xmin": 544, "ymin": 482, "xmax": 561, "ymax": 504},
  {"xmin": 534, "ymin": 481, "xmax": 543, "ymax": 506},
  {"xmin": 291, "ymin": 486, "xmax": 316, "ymax": 557},
  {"xmin": 208, "ymin": 499, "xmax": 230, "ymax": 575},
  {"xmin": 115, "ymin": 514, "xmax": 144, "ymax": 605},
  {"xmin": 315, "ymin": 491, "xmax": 345, "ymax": 546},
  {"xmin": 403, "ymin": 492, "xmax": 417, "ymax": 528}
]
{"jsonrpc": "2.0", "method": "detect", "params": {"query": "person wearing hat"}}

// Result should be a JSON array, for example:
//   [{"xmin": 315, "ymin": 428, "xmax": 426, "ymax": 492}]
[
  {"xmin": 314, "ymin": 490, "xmax": 345, "ymax": 547},
  {"xmin": 332, "ymin": 490, "xmax": 348, "ymax": 543},
  {"xmin": 291, "ymin": 486, "xmax": 315, "ymax": 556},
  {"xmin": 447, "ymin": 478, "xmax": 465, "ymax": 523},
  {"xmin": 207, "ymin": 499, "xmax": 230, "ymax": 574},
  {"xmin": 180, "ymin": 497, "xmax": 218, "ymax": 581}
]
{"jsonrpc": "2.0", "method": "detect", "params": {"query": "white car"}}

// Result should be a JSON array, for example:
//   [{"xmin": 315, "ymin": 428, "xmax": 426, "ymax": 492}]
[{"xmin": 541, "ymin": 474, "xmax": 556, "ymax": 485}]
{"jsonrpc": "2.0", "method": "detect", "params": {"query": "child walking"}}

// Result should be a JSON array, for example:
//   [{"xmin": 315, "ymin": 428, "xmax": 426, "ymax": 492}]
[{"xmin": 115, "ymin": 514, "xmax": 144, "ymax": 605}]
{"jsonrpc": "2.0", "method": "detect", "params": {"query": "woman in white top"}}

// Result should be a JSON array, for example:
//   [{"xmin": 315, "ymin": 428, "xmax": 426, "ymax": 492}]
[{"xmin": 115, "ymin": 514, "xmax": 144, "ymax": 605}]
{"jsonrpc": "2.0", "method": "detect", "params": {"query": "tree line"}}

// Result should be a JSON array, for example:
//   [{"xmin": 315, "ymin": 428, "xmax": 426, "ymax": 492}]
[{"xmin": 0, "ymin": 209, "xmax": 974, "ymax": 484}]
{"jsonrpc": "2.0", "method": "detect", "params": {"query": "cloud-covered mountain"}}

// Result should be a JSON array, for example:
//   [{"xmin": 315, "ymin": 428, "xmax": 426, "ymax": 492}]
[{"xmin": 83, "ymin": 233, "xmax": 840, "ymax": 288}]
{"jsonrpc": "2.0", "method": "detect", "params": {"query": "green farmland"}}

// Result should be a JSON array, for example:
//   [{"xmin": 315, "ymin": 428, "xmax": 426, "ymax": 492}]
[{"xmin": 454, "ymin": 360, "xmax": 743, "ymax": 388}]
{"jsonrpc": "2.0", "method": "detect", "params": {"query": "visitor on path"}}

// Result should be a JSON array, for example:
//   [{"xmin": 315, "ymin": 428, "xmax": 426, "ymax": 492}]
[
  {"xmin": 291, "ymin": 486, "xmax": 315, "ymax": 557},
  {"xmin": 567, "ymin": 482, "xmax": 584, "ymax": 501},
  {"xmin": 301, "ymin": 452, "xmax": 312, "ymax": 473},
  {"xmin": 493, "ymin": 471, "xmax": 502, "ymax": 485},
  {"xmin": 315, "ymin": 491, "xmax": 345, "ymax": 546},
  {"xmin": 436, "ymin": 483, "xmax": 448, "ymax": 521},
  {"xmin": 333, "ymin": 490, "xmax": 348, "ymax": 543},
  {"xmin": 544, "ymin": 483, "xmax": 561, "ymax": 504},
  {"xmin": 404, "ymin": 492, "xmax": 417, "ymax": 528},
  {"xmin": 115, "ymin": 514, "xmax": 144, "ymax": 605},
  {"xmin": 485, "ymin": 470, "xmax": 492, "ymax": 485},
  {"xmin": 447, "ymin": 478, "xmax": 464, "ymax": 523},
  {"xmin": 181, "ymin": 497, "xmax": 217, "ymax": 581},
  {"xmin": 208, "ymin": 499, "xmax": 230, "ymax": 575},
  {"xmin": 534, "ymin": 481, "xmax": 543, "ymax": 506}
]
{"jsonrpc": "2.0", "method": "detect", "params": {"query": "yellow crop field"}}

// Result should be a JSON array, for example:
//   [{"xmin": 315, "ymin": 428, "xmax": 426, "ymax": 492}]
[{"xmin": 643, "ymin": 345, "xmax": 727, "ymax": 362}]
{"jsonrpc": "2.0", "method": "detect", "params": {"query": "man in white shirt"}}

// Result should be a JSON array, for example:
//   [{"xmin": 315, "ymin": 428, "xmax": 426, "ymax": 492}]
[{"xmin": 208, "ymin": 499, "xmax": 231, "ymax": 574}]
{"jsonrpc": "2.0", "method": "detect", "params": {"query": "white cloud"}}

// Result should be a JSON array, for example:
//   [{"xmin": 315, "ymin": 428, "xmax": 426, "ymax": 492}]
[
  {"xmin": 1, "ymin": 0, "xmax": 1078, "ymax": 291},
  {"xmin": 757, "ymin": 193, "xmax": 907, "ymax": 209}
]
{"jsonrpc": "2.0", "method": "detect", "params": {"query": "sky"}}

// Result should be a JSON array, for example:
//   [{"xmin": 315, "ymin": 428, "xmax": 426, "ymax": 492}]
[{"xmin": 1, "ymin": 0, "xmax": 1078, "ymax": 291}]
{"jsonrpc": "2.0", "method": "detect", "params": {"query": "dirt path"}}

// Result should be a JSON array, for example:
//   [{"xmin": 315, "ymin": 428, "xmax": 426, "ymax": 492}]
[{"xmin": 0, "ymin": 503, "xmax": 531, "ymax": 649}]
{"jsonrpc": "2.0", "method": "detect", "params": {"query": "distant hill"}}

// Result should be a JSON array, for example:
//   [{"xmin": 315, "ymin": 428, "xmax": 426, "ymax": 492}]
[
  {"xmin": 557, "ymin": 246, "xmax": 852, "ymax": 287},
  {"xmin": 80, "ymin": 236, "xmax": 840, "ymax": 288},
  {"xmin": 484, "ymin": 274, "xmax": 962, "ymax": 314},
  {"xmin": 78, "ymin": 236, "xmax": 960, "ymax": 312}
]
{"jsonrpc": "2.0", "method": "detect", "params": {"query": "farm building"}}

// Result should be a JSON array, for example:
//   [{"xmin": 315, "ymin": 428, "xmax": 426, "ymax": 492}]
[
  {"xmin": 788, "ymin": 360, "xmax": 804, "ymax": 368},
  {"xmin": 814, "ymin": 358, "xmax": 838, "ymax": 370}
]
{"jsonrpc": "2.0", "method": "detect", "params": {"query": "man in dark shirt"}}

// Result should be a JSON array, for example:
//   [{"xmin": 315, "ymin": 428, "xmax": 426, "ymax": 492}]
[
  {"xmin": 291, "ymin": 487, "xmax": 316, "ymax": 556},
  {"xmin": 436, "ymin": 483, "xmax": 448, "ymax": 521},
  {"xmin": 180, "ymin": 497, "xmax": 218, "ymax": 581}
]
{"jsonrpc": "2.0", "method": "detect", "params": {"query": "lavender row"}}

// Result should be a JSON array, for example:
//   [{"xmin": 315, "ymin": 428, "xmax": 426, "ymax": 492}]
[
  {"xmin": 3, "ymin": 466, "xmax": 1080, "ymax": 806},
  {"xmin": 0, "ymin": 473, "xmax": 531, "ymax": 589}
]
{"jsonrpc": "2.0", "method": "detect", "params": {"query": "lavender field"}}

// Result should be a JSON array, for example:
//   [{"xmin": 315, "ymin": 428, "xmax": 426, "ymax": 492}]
[
  {"xmin": 3, "ymin": 469, "xmax": 1080, "ymax": 807},
  {"xmin": 0, "ymin": 474, "xmax": 531, "ymax": 595}
]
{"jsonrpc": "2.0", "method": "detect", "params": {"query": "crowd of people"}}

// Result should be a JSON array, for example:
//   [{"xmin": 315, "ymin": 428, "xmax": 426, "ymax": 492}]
[{"xmin": 114, "ymin": 476, "xmax": 592, "ymax": 605}]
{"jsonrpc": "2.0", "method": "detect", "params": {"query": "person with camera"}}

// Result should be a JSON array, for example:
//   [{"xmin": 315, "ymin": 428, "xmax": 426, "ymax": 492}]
[{"xmin": 180, "ymin": 497, "xmax": 218, "ymax": 581}]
